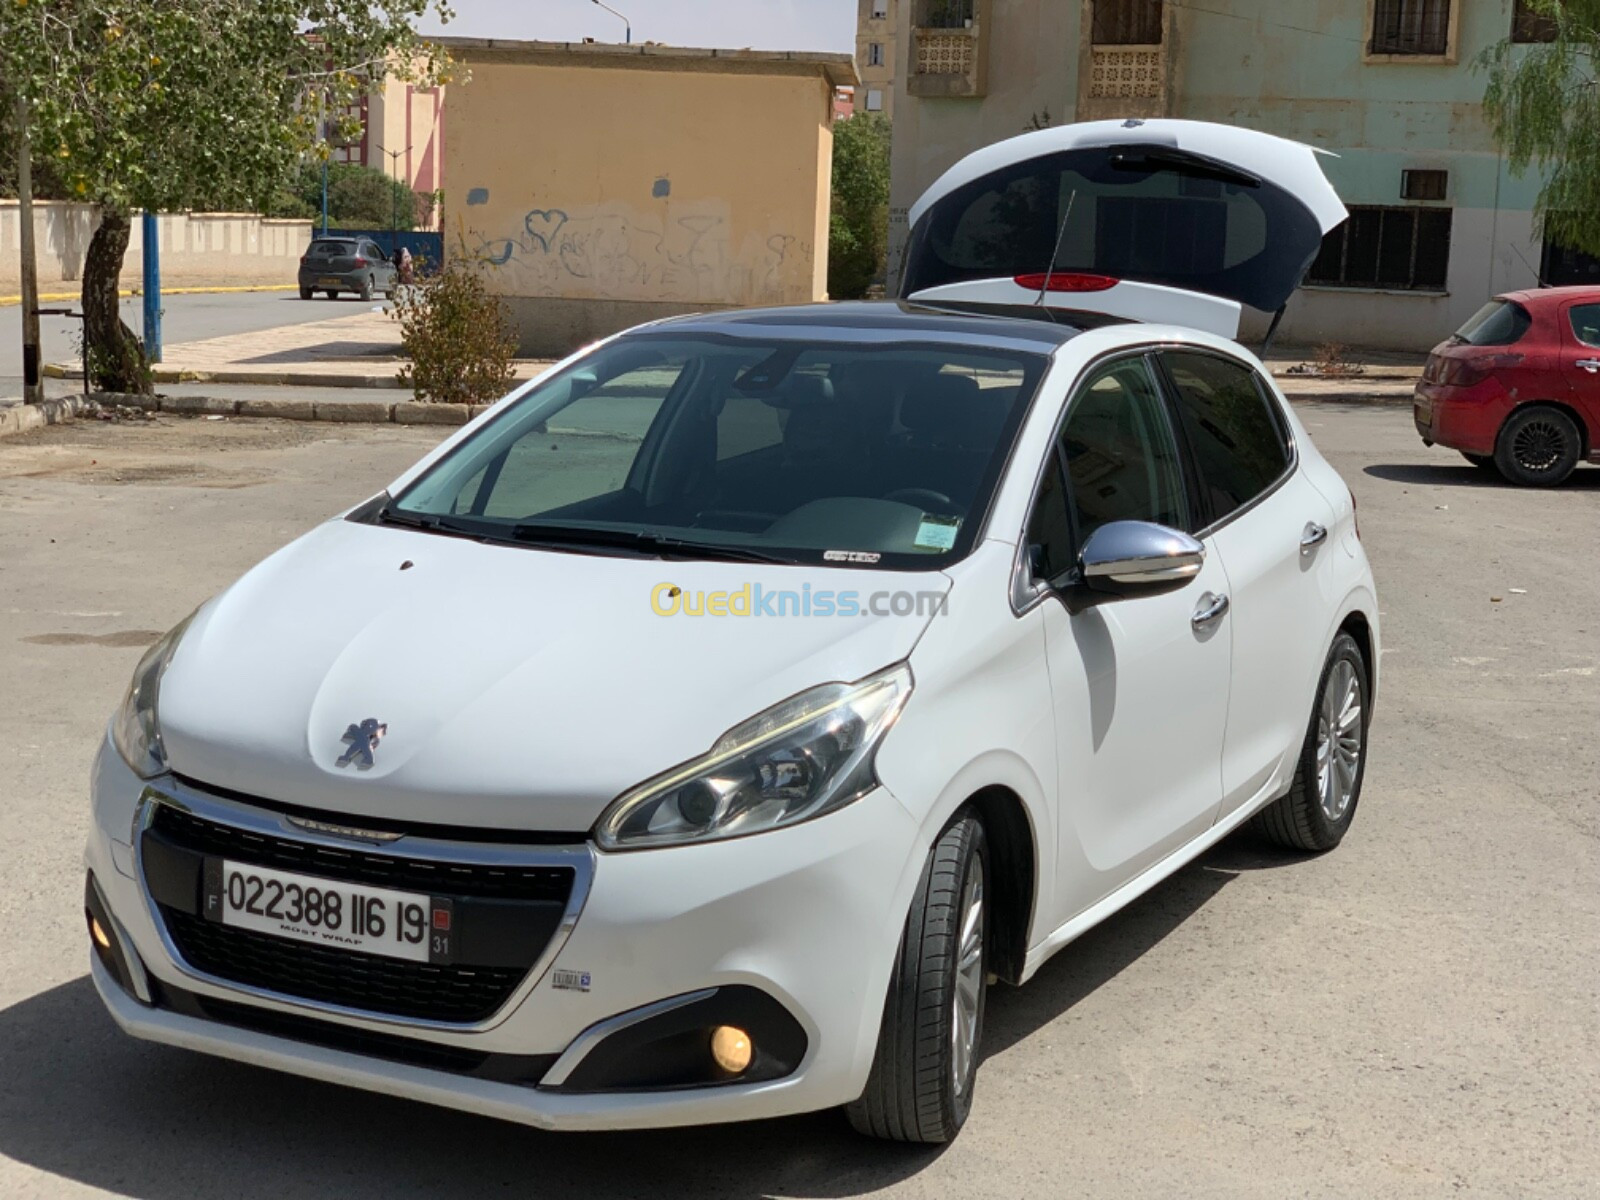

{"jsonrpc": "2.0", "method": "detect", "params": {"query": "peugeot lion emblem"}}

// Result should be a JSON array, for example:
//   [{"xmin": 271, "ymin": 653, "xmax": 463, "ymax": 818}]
[{"xmin": 337, "ymin": 718, "xmax": 388, "ymax": 769}]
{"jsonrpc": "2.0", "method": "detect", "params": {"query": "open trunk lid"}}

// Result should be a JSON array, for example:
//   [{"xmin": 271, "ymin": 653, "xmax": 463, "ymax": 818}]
[{"xmin": 901, "ymin": 119, "xmax": 1347, "ymax": 338}]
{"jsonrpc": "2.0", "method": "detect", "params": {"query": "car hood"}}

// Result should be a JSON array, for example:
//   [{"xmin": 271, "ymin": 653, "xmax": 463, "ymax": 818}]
[{"xmin": 158, "ymin": 519, "xmax": 948, "ymax": 832}]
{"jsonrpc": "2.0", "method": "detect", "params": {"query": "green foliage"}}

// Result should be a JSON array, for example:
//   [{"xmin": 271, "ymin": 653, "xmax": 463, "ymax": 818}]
[
  {"xmin": 269, "ymin": 162, "xmax": 420, "ymax": 230},
  {"xmin": 1481, "ymin": 0, "xmax": 1600, "ymax": 255},
  {"xmin": 393, "ymin": 261, "xmax": 518, "ymax": 406},
  {"xmin": 829, "ymin": 113, "xmax": 892, "ymax": 300}
]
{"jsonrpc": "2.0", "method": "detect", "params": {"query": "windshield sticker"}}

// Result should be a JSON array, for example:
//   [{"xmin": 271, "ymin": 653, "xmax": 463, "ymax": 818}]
[
  {"xmin": 823, "ymin": 550, "xmax": 882, "ymax": 564},
  {"xmin": 914, "ymin": 517, "xmax": 961, "ymax": 551}
]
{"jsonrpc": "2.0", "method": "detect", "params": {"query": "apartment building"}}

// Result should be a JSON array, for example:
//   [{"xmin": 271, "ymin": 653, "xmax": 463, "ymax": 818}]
[{"xmin": 855, "ymin": 0, "xmax": 900, "ymax": 117}]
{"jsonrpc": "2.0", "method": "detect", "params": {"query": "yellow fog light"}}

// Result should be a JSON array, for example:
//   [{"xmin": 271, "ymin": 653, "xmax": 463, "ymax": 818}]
[
  {"xmin": 90, "ymin": 917, "xmax": 112, "ymax": 951},
  {"xmin": 710, "ymin": 1025, "xmax": 752, "ymax": 1074}
]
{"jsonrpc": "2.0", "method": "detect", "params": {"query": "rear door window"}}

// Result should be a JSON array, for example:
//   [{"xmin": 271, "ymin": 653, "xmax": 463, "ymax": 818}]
[
  {"xmin": 1567, "ymin": 304, "xmax": 1600, "ymax": 348},
  {"xmin": 1160, "ymin": 351, "xmax": 1290, "ymax": 524},
  {"xmin": 1455, "ymin": 300, "xmax": 1532, "ymax": 346}
]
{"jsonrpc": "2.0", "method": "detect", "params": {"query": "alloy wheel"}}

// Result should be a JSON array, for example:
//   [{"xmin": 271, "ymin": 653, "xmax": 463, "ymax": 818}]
[
  {"xmin": 1316, "ymin": 659, "xmax": 1363, "ymax": 822},
  {"xmin": 950, "ymin": 867, "xmax": 984, "ymax": 1097}
]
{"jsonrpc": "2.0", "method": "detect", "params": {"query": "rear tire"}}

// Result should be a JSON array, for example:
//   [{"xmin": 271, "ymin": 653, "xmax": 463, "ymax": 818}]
[
  {"xmin": 1494, "ymin": 406, "xmax": 1581, "ymax": 487},
  {"xmin": 298, "ymin": 286, "xmax": 312, "ymax": 300},
  {"xmin": 1460, "ymin": 451, "xmax": 1498, "ymax": 473},
  {"xmin": 359, "ymin": 276, "xmax": 374, "ymax": 302},
  {"xmin": 847, "ymin": 815, "xmax": 988, "ymax": 1144},
  {"xmin": 1253, "ymin": 632, "xmax": 1369, "ymax": 853}
]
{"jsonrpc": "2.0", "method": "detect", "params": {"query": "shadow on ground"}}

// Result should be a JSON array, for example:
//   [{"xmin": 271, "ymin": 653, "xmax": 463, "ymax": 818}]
[
  {"xmin": 1364, "ymin": 462, "xmax": 1600, "ymax": 490},
  {"xmin": 0, "ymin": 834, "xmax": 1298, "ymax": 1200}
]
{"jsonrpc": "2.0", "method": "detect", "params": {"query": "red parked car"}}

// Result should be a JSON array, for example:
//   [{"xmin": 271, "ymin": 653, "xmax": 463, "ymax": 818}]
[{"xmin": 1414, "ymin": 286, "xmax": 1600, "ymax": 486}]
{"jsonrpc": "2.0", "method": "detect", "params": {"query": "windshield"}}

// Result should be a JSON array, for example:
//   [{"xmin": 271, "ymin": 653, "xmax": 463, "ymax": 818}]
[
  {"xmin": 903, "ymin": 144, "xmax": 1325, "ymax": 313},
  {"xmin": 1453, "ymin": 300, "xmax": 1531, "ymax": 346},
  {"xmin": 386, "ymin": 334, "xmax": 1048, "ymax": 568}
]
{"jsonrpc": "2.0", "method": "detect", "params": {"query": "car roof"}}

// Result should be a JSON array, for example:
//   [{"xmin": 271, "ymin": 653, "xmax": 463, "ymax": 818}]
[
  {"xmin": 1500, "ymin": 285, "xmax": 1600, "ymax": 306},
  {"xmin": 637, "ymin": 301, "xmax": 1112, "ymax": 353}
]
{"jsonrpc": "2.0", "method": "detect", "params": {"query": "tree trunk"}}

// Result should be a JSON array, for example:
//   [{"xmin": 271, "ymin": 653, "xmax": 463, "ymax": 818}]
[{"xmin": 82, "ymin": 207, "xmax": 150, "ymax": 394}]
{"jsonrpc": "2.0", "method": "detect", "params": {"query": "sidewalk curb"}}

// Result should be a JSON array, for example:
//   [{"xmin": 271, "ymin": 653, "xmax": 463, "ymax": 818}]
[
  {"xmin": 44, "ymin": 362, "xmax": 405, "ymax": 388},
  {"xmin": 0, "ymin": 284, "xmax": 298, "ymax": 308}
]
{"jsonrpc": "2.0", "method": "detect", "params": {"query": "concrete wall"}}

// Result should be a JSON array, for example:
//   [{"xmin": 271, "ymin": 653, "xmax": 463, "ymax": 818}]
[
  {"xmin": 440, "ymin": 42, "xmax": 846, "ymax": 357},
  {"xmin": 887, "ymin": 0, "xmax": 1549, "ymax": 350},
  {"xmin": 0, "ymin": 201, "xmax": 312, "ymax": 296}
]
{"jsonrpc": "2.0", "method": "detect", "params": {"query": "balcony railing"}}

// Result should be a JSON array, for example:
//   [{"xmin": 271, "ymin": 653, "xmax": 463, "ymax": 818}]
[
  {"xmin": 1088, "ymin": 44, "xmax": 1163, "ymax": 100},
  {"xmin": 909, "ymin": 22, "xmax": 986, "ymax": 97}
]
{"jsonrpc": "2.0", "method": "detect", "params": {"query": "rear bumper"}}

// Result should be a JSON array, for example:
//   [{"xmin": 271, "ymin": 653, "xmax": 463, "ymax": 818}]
[
  {"xmin": 297, "ymin": 269, "xmax": 367, "ymax": 291},
  {"xmin": 1412, "ymin": 380, "xmax": 1508, "ymax": 456}
]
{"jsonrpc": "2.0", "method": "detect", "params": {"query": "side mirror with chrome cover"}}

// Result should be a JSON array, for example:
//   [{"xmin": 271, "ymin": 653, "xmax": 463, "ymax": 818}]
[{"xmin": 1067, "ymin": 520, "xmax": 1206, "ymax": 611}]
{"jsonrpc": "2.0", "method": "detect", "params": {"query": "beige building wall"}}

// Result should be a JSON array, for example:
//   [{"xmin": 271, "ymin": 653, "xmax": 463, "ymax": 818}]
[
  {"xmin": 0, "ymin": 201, "xmax": 310, "ymax": 296},
  {"xmin": 856, "ymin": 0, "xmax": 899, "ymax": 117},
  {"xmin": 440, "ymin": 41, "xmax": 853, "ymax": 357}
]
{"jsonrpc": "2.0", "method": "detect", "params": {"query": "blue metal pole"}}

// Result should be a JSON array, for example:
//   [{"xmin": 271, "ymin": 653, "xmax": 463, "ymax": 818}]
[
  {"xmin": 141, "ymin": 210, "xmax": 162, "ymax": 364},
  {"xmin": 321, "ymin": 160, "xmax": 329, "ymax": 234}
]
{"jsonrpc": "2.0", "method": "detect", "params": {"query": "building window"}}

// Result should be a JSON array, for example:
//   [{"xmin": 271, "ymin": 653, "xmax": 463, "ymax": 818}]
[
  {"xmin": 1308, "ymin": 206, "xmax": 1452, "ymax": 291},
  {"xmin": 1512, "ymin": 0, "xmax": 1558, "ymax": 42},
  {"xmin": 919, "ymin": 0, "xmax": 974, "ymax": 28},
  {"xmin": 866, "ymin": 88, "xmax": 885, "ymax": 111},
  {"xmin": 872, "ymin": 0, "xmax": 888, "ymax": 15},
  {"xmin": 1092, "ymin": 0, "xmax": 1163, "ymax": 45},
  {"xmin": 1370, "ymin": 0, "xmax": 1450, "ymax": 55},
  {"xmin": 1401, "ymin": 169, "xmax": 1448, "ymax": 201},
  {"xmin": 868, "ymin": 42, "xmax": 885, "ymax": 66}
]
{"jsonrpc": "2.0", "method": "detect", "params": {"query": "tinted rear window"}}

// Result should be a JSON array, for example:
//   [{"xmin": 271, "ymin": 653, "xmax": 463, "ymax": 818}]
[
  {"xmin": 1161, "ymin": 351, "xmax": 1290, "ymax": 523},
  {"xmin": 903, "ymin": 145, "xmax": 1324, "ymax": 312},
  {"xmin": 1454, "ymin": 300, "xmax": 1531, "ymax": 346},
  {"xmin": 309, "ymin": 241, "xmax": 357, "ymax": 256}
]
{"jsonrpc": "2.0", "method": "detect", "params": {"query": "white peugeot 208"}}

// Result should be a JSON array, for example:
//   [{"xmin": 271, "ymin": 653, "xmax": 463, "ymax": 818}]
[{"xmin": 85, "ymin": 121, "xmax": 1377, "ymax": 1143}]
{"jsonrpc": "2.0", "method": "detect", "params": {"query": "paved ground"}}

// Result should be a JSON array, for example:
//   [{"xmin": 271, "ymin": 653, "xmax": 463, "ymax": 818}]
[
  {"xmin": 0, "ymin": 408, "xmax": 1595, "ymax": 1199},
  {"xmin": 0, "ymin": 291, "xmax": 341, "ymax": 397}
]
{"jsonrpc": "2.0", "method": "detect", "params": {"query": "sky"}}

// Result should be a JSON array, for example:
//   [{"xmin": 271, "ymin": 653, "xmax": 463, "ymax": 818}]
[{"xmin": 415, "ymin": 0, "xmax": 857, "ymax": 55}]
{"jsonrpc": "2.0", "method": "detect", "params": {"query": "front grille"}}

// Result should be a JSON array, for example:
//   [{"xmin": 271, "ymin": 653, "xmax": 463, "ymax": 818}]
[
  {"xmin": 145, "ymin": 801, "xmax": 580, "ymax": 1024},
  {"xmin": 162, "ymin": 909, "xmax": 523, "ymax": 1023},
  {"xmin": 152, "ymin": 805, "xmax": 574, "ymax": 902}
]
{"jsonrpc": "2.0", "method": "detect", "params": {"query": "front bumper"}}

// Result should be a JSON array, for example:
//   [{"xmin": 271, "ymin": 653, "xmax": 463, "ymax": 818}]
[{"xmin": 85, "ymin": 736, "xmax": 923, "ymax": 1130}]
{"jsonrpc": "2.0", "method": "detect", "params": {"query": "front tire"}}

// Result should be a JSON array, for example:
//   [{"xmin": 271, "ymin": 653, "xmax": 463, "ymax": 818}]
[
  {"xmin": 847, "ymin": 815, "xmax": 988, "ymax": 1144},
  {"xmin": 1253, "ymin": 632, "xmax": 1369, "ymax": 852},
  {"xmin": 324, "ymin": 290, "xmax": 338, "ymax": 300},
  {"xmin": 1494, "ymin": 406, "xmax": 1581, "ymax": 487}
]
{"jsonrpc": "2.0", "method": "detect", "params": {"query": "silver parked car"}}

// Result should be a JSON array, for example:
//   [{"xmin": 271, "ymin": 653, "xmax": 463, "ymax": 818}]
[{"xmin": 297, "ymin": 238, "xmax": 398, "ymax": 301}]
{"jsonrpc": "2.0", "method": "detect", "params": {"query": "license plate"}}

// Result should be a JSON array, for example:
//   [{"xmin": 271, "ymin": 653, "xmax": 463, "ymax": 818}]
[
  {"xmin": 202, "ymin": 858, "xmax": 453, "ymax": 964},
  {"xmin": 318, "ymin": 277, "xmax": 342, "ymax": 288}
]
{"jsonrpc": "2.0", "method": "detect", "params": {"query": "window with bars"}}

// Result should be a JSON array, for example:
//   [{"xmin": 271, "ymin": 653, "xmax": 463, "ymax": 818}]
[
  {"xmin": 1512, "ymin": 0, "xmax": 1558, "ymax": 42},
  {"xmin": 1092, "ymin": 0, "xmax": 1163, "ymax": 44},
  {"xmin": 1369, "ymin": 0, "xmax": 1450, "ymax": 55},
  {"xmin": 919, "ymin": 0, "xmax": 974, "ymax": 28},
  {"xmin": 1307, "ymin": 206, "xmax": 1452, "ymax": 291},
  {"xmin": 868, "ymin": 42, "xmax": 885, "ymax": 65}
]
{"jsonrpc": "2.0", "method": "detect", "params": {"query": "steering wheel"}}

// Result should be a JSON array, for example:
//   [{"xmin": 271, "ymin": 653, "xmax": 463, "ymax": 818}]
[{"xmin": 883, "ymin": 487, "xmax": 954, "ymax": 512}]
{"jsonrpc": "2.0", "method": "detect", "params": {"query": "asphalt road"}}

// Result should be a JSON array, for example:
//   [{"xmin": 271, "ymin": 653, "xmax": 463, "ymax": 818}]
[
  {"xmin": 0, "ymin": 290, "xmax": 372, "ymax": 398},
  {"xmin": 0, "ymin": 407, "xmax": 1595, "ymax": 1198}
]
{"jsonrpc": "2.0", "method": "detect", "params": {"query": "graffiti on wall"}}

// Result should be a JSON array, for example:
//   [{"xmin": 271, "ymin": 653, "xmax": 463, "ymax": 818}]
[{"xmin": 465, "ymin": 198, "xmax": 813, "ymax": 307}]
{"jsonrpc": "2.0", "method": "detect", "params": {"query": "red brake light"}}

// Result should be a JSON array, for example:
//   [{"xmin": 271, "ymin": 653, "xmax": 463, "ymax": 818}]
[
  {"xmin": 1446, "ymin": 352, "xmax": 1522, "ymax": 387},
  {"xmin": 1013, "ymin": 272, "xmax": 1119, "ymax": 293},
  {"xmin": 353, "ymin": 255, "xmax": 368, "ymax": 267}
]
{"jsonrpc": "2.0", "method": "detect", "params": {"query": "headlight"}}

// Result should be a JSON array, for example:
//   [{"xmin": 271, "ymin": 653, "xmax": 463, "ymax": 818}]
[
  {"xmin": 111, "ymin": 613, "xmax": 195, "ymax": 779},
  {"xmin": 594, "ymin": 664, "xmax": 913, "ymax": 850}
]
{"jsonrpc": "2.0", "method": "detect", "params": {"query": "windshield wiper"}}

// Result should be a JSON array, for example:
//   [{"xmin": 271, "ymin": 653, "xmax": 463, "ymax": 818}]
[{"xmin": 507, "ymin": 523, "xmax": 795, "ymax": 564}]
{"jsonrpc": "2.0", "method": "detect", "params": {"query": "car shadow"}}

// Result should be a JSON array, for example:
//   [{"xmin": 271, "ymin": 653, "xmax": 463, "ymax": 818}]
[
  {"xmin": 0, "ymin": 832, "xmax": 1297, "ymax": 1199},
  {"xmin": 1364, "ymin": 462, "xmax": 1600, "ymax": 490}
]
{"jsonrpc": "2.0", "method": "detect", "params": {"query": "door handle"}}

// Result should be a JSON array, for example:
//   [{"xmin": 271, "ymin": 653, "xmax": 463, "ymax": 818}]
[
  {"xmin": 1191, "ymin": 591, "xmax": 1230, "ymax": 628},
  {"xmin": 1576, "ymin": 358, "xmax": 1600, "ymax": 373},
  {"xmin": 1300, "ymin": 521, "xmax": 1329, "ymax": 553}
]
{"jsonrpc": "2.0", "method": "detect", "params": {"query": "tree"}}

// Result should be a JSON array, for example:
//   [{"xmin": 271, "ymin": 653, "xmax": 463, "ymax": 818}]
[
  {"xmin": 269, "ymin": 162, "xmax": 420, "ymax": 230},
  {"xmin": 829, "ymin": 113, "xmax": 892, "ymax": 300},
  {"xmin": 1481, "ymin": 0, "xmax": 1600, "ymax": 257},
  {"xmin": 0, "ymin": 0, "xmax": 452, "ymax": 392}
]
